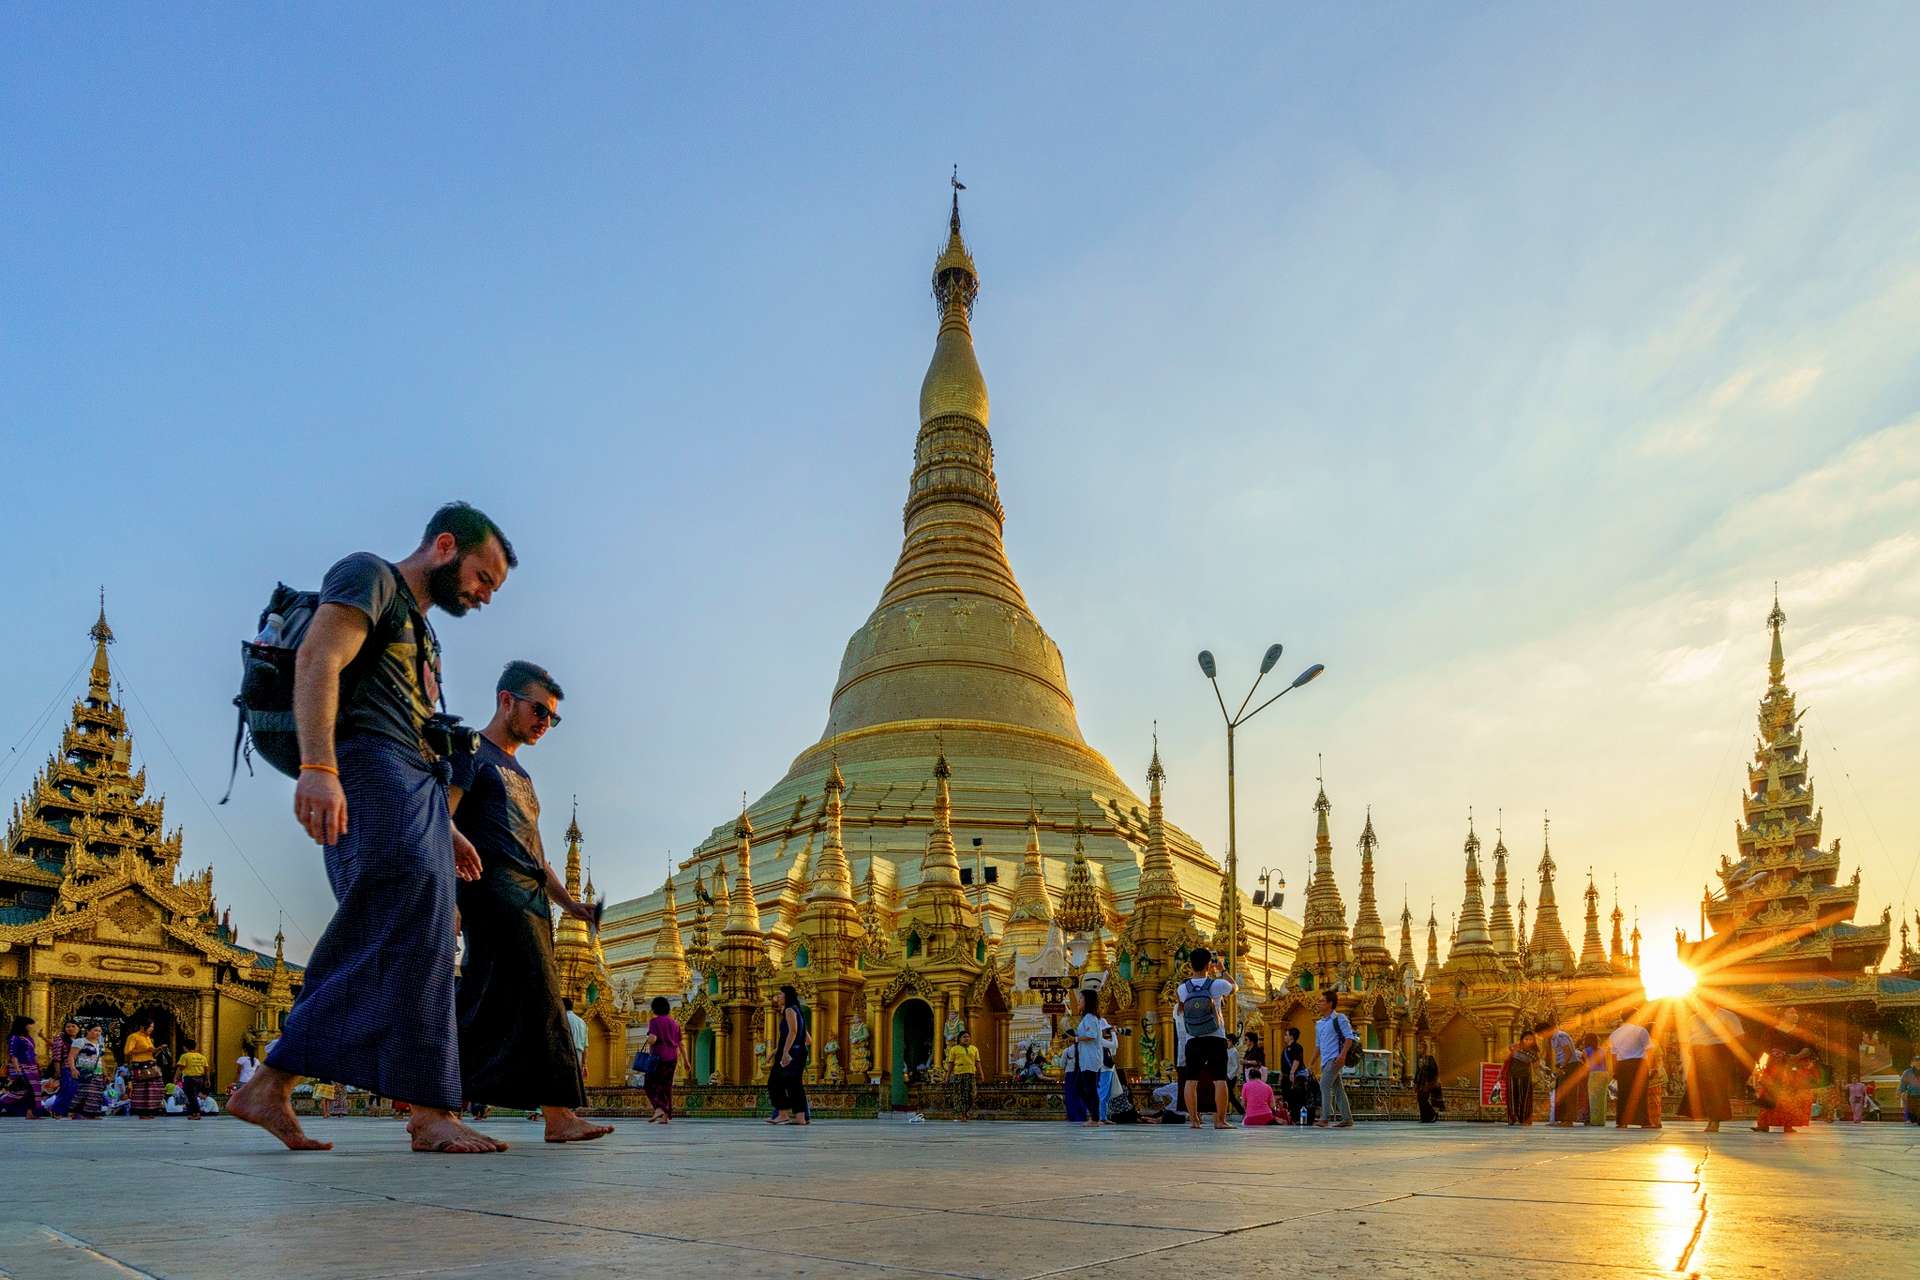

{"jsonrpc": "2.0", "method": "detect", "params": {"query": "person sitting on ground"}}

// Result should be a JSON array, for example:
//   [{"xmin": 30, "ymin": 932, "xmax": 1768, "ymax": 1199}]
[
  {"xmin": 1148, "ymin": 1079, "xmax": 1188, "ymax": 1125},
  {"xmin": 1241, "ymin": 1066, "xmax": 1286, "ymax": 1127},
  {"xmin": 1105, "ymin": 1066, "xmax": 1141, "ymax": 1124}
]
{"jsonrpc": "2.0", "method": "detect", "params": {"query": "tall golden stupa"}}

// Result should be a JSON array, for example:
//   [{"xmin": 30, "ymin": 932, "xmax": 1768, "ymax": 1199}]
[{"xmin": 602, "ymin": 187, "xmax": 1300, "ymax": 1053}]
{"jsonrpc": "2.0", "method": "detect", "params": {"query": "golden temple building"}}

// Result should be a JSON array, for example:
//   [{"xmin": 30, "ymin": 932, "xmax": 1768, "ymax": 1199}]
[
  {"xmin": 602, "ymin": 188, "xmax": 1304, "ymax": 1097},
  {"xmin": 1677, "ymin": 594, "xmax": 1920, "ymax": 1077},
  {"xmin": 1, "ymin": 599, "xmax": 301, "ymax": 1086}
]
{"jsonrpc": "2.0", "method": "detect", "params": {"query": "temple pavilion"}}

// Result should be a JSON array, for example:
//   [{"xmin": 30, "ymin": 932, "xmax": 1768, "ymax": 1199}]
[
  {"xmin": 600, "ymin": 187, "xmax": 1303, "ymax": 1094},
  {"xmin": 1677, "ymin": 594, "xmax": 1920, "ymax": 1077},
  {"xmin": 0, "ymin": 599, "xmax": 301, "ymax": 1085}
]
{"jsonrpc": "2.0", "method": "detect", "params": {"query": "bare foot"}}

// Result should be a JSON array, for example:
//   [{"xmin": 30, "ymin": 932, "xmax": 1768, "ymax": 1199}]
[
  {"xmin": 408, "ymin": 1109, "xmax": 508, "ymax": 1153},
  {"xmin": 228, "ymin": 1076, "xmax": 332, "ymax": 1152},
  {"xmin": 543, "ymin": 1110, "xmax": 614, "ymax": 1143}
]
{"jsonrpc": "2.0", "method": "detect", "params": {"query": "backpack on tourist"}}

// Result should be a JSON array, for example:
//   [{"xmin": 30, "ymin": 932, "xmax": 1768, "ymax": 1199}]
[{"xmin": 1180, "ymin": 978, "xmax": 1221, "ymax": 1039}]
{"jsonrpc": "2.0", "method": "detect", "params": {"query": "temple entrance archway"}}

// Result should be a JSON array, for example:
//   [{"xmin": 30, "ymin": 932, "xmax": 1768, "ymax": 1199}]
[
  {"xmin": 890, "ymin": 998, "xmax": 933, "ymax": 1107},
  {"xmin": 694, "ymin": 1027, "xmax": 715, "ymax": 1084},
  {"xmin": 1434, "ymin": 1014, "xmax": 1485, "ymax": 1087}
]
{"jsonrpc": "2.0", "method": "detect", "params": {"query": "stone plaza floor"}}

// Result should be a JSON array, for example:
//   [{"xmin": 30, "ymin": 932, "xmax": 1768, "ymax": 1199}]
[{"xmin": 1, "ymin": 1116, "xmax": 1914, "ymax": 1279}]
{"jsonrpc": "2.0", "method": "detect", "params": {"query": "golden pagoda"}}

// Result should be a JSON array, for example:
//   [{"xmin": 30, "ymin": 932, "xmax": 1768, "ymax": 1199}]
[
  {"xmin": 547, "ymin": 804, "xmax": 627, "ymax": 1085},
  {"xmin": 1288, "ymin": 779, "xmax": 1350, "ymax": 991},
  {"xmin": 1525, "ymin": 816, "xmax": 1576, "ymax": 978},
  {"xmin": 0, "ymin": 597, "xmax": 299, "ymax": 1083},
  {"xmin": 602, "ymin": 185, "xmax": 1297, "ymax": 1090},
  {"xmin": 1676, "ymin": 593, "xmax": 1918, "ymax": 1077}
]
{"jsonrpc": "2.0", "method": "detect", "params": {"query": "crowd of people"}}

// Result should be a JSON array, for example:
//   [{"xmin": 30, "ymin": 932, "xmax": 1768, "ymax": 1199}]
[{"xmin": 4, "ymin": 1015, "xmax": 221, "ymax": 1120}]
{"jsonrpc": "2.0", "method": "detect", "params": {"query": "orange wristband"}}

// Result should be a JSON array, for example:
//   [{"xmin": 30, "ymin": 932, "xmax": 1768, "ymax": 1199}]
[{"xmin": 299, "ymin": 763, "xmax": 340, "ymax": 776}]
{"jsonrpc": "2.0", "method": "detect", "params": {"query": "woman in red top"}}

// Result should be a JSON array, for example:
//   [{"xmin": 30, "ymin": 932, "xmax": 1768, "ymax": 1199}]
[{"xmin": 643, "ymin": 997, "xmax": 682, "ymax": 1124}]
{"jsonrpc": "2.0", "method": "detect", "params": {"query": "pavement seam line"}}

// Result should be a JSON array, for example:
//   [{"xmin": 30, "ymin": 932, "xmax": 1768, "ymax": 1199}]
[{"xmin": 32, "ymin": 1225, "xmax": 164, "ymax": 1280}]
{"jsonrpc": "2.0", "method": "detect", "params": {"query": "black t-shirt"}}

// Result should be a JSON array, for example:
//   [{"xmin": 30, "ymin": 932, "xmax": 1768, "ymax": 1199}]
[
  {"xmin": 320, "ymin": 552, "xmax": 438, "ymax": 753},
  {"xmin": 450, "ymin": 736, "xmax": 550, "ymax": 913}
]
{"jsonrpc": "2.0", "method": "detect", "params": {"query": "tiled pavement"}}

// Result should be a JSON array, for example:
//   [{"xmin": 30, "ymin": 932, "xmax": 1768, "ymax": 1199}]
[{"xmin": 1, "ymin": 1116, "xmax": 1913, "ymax": 1278}]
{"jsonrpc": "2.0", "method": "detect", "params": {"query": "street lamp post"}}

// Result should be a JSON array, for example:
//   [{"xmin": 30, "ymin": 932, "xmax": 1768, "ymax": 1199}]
[
  {"xmin": 1197, "ymin": 645, "xmax": 1324, "ymax": 1030},
  {"xmin": 1252, "ymin": 867, "xmax": 1286, "ymax": 993}
]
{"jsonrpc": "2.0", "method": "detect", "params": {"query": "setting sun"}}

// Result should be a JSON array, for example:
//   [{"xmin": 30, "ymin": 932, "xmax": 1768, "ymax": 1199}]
[{"xmin": 1641, "ymin": 951, "xmax": 1698, "ymax": 1000}]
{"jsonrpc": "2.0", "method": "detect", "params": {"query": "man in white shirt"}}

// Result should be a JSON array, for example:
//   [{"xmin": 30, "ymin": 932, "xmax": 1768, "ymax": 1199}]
[
  {"xmin": 1607, "ymin": 1015, "xmax": 1654, "ymax": 1128},
  {"xmin": 564, "ymin": 998, "xmax": 589, "ymax": 1079},
  {"xmin": 1313, "ymin": 991, "xmax": 1356, "ymax": 1128},
  {"xmin": 1173, "ymin": 948, "xmax": 1236, "ymax": 1129}
]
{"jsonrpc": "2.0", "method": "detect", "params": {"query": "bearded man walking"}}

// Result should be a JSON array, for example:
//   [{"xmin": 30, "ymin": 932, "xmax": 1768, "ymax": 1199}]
[{"xmin": 230, "ymin": 502, "xmax": 515, "ymax": 1154}]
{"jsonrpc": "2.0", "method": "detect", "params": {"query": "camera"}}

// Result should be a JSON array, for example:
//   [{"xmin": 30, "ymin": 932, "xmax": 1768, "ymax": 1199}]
[{"xmin": 423, "ymin": 712, "xmax": 480, "ymax": 761}]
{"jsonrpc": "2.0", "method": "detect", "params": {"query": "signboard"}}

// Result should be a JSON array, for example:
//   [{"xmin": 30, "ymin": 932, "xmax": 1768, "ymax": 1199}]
[{"xmin": 1479, "ymin": 1062, "xmax": 1505, "ymax": 1108}]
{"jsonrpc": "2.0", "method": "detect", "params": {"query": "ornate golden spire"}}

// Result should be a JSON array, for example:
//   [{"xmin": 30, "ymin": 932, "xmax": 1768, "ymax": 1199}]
[
  {"xmin": 1298, "ymin": 771, "xmax": 1349, "ymax": 970},
  {"xmin": 554, "ymin": 801, "xmax": 593, "ymax": 963},
  {"xmin": 1351, "ymin": 807, "xmax": 1390, "ymax": 965},
  {"xmin": 1487, "ymin": 815, "xmax": 1516, "ymax": 960},
  {"xmin": 644, "ymin": 863, "xmax": 690, "ymax": 997},
  {"xmin": 806, "ymin": 759, "xmax": 854, "ymax": 905},
  {"xmin": 88, "ymin": 587, "xmax": 114, "ymax": 701},
  {"xmin": 1398, "ymin": 896, "xmax": 1417, "ymax": 970},
  {"xmin": 1576, "ymin": 870, "xmax": 1610, "ymax": 975},
  {"xmin": 1608, "ymin": 879, "xmax": 1626, "ymax": 969},
  {"xmin": 709, "ymin": 853, "xmax": 731, "ymax": 920},
  {"xmin": 1449, "ymin": 817, "xmax": 1493, "ymax": 958},
  {"xmin": 1527, "ymin": 813, "xmax": 1575, "ymax": 975},
  {"xmin": 1057, "ymin": 811, "xmax": 1102, "ymax": 937},
  {"xmin": 725, "ymin": 803, "xmax": 762, "ymax": 936},
  {"xmin": 1135, "ymin": 738, "xmax": 1180, "ymax": 904},
  {"xmin": 1007, "ymin": 799, "xmax": 1055, "ymax": 926},
  {"xmin": 1767, "ymin": 583, "xmax": 1787, "ymax": 688},
  {"xmin": 914, "ymin": 754, "xmax": 965, "ymax": 894},
  {"xmin": 1424, "ymin": 903, "xmax": 1441, "ymax": 979}
]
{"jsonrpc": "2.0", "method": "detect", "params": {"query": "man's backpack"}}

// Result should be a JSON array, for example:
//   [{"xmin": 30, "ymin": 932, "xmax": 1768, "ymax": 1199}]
[
  {"xmin": 220, "ymin": 571, "xmax": 422, "ymax": 801},
  {"xmin": 1180, "ymin": 979, "xmax": 1221, "ymax": 1039}
]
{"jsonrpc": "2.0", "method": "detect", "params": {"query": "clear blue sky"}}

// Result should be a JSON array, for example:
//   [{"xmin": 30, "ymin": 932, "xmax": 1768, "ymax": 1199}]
[{"xmin": 5, "ymin": 5, "xmax": 1917, "ymax": 961}]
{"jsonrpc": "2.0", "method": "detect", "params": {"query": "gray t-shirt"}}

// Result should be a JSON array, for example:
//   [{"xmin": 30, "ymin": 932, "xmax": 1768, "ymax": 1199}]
[{"xmin": 320, "ymin": 552, "xmax": 438, "ymax": 753}]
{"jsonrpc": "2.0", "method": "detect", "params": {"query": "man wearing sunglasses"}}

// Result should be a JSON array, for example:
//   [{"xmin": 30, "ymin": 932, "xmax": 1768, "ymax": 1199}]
[{"xmin": 447, "ymin": 660, "xmax": 612, "ymax": 1145}]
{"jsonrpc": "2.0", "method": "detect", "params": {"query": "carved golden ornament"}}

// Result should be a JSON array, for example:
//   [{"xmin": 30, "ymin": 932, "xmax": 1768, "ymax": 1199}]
[
  {"xmin": 101, "ymin": 896, "xmax": 153, "ymax": 935},
  {"xmin": 61, "ymin": 951, "xmax": 81, "ymax": 966},
  {"xmin": 178, "ymin": 964, "xmax": 194, "ymax": 977}
]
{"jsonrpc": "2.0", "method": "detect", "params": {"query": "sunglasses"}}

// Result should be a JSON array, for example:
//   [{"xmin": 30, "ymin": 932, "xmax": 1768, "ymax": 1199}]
[{"xmin": 507, "ymin": 691, "xmax": 563, "ymax": 727}]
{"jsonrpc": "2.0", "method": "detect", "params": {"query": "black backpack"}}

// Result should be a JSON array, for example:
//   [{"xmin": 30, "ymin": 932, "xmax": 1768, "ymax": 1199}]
[{"xmin": 219, "ymin": 572, "xmax": 424, "ymax": 801}]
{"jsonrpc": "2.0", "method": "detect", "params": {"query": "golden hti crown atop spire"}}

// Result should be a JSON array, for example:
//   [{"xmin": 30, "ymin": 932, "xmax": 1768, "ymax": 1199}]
[
  {"xmin": 1351, "ymin": 806, "xmax": 1391, "ymax": 965},
  {"xmin": 915, "ymin": 754, "xmax": 966, "ymax": 893},
  {"xmin": 1608, "ymin": 879, "xmax": 1626, "ymax": 968},
  {"xmin": 1398, "ymin": 896, "xmax": 1417, "ymax": 970},
  {"xmin": 554, "ymin": 799, "xmax": 594, "ymax": 964}
]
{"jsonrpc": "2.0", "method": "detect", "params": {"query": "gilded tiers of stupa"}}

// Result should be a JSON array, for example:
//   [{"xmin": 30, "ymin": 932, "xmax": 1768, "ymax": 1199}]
[{"xmin": 603, "ymin": 188, "xmax": 1299, "ymax": 997}]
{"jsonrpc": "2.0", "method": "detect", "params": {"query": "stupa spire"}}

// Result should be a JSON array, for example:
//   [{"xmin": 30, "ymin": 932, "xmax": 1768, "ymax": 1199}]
[
  {"xmin": 1398, "ymin": 896, "xmax": 1417, "ymax": 970},
  {"xmin": 554, "ymin": 800, "xmax": 593, "ymax": 961},
  {"xmin": 807, "ymin": 759, "xmax": 855, "ymax": 905},
  {"xmin": 1488, "ymin": 814, "xmax": 1516, "ymax": 960},
  {"xmin": 645, "ymin": 862, "xmax": 690, "ymax": 996},
  {"xmin": 726, "ymin": 802, "xmax": 762, "ymax": 936},
  {"xmin": 1007, "ymin": 799, "xmax": 1055, "ymax": 926},
  {"xmin": 915, "ymin": 754, "xmax": 965, "ymax": 893},
  {"xmin": 1576, "ymin": 870, "xmax": 1610, "ymax": 974},
  {"xmin": 1136, "ymin": 735, "xmax": 1180, "ymax": 903},
  {"xmin": 1528, "ymin": 813, "xmax": 1575, "ymax": 975},
  {"xmin": 1351, "ymin": 807, "xmax": 1391, "ymax": 964},
  {"xmin": 1295, "ymin": 770, "xmax": 1348, "ymax": 980},
  {"xmin": 1424, "ymin": 903, "xmax": 1441, "ymax": 979},
  {"xmin": 1449, "ymin": 816, "xmax": 1493, "ymax": 957},
  {"xmin": 1609, "ymin": 878, "xmax": 1626, "ymax": 969},
  {"xmin": 1057, "ymin": 812, "xmax": 1102, "ymax": 939},
  {"xmin": 88, "ymin": 587, "xmax": 114, "ymax": 700}
]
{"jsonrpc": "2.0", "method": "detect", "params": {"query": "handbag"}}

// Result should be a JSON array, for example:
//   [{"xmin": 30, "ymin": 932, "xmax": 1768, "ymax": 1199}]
[{"xmin": 632, "ymin": 1050, "xmax": 655, "ymax": 1074}]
